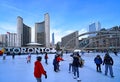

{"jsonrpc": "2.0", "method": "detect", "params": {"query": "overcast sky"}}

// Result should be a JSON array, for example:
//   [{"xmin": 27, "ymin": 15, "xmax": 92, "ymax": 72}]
[{"xmin": 0, "ymin": 0, "xmax": 120, "ymax": 43}]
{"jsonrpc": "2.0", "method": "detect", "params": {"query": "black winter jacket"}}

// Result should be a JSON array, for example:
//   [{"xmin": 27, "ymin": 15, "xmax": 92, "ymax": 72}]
[
  {"xmin": 103, "ymin": 56, "xmax": 113, "ymax": 65},
  {"xmin": 72, "ymin": 56, "xmax": 80, "ymax": 67}
]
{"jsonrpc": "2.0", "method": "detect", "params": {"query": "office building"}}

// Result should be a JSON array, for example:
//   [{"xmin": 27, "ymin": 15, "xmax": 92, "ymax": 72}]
[
  {"xmin": 0, "ymin": 34, "xmax": 7, "ymax": 47},
  {"xmin": 17, "ymin": 16, "xmax": 31, "ymax": 47},
  {"xmin": 6, "ymin": 32, "xmax": 17, "ymax": 47},
  {"xmin": 52, "ymin": 33, "xmax": 55, "ymax": 47},
  {"xmin": 88, "ymin": 22, "xmax": 101, "ymax": 37},
  {"xmin": 35, "ymin": 13, "xmax": 50, "ymax": 47}
]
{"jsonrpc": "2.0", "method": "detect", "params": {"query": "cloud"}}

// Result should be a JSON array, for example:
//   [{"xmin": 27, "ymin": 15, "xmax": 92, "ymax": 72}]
[
  {"xmin": 0, "ymin": 23, "xmax": 16, "ymax": 34},
  {"xmin": 50, "ymin": 28, "xmax": 88, "ymax": 44},
  {"xmin": 1, "ymin": 3, "xmax": 22, "ymax": 12},
  {"xmin": 78, "ymin": 28, "xmax": 88, "ymax": 40},
  {"xmin": 0, "ymin": 2, "xmax": 40, "ymax": 18}
]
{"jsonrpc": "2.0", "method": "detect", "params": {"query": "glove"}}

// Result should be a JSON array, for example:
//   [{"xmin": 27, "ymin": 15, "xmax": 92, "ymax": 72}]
[
  {"xmin": 45, "ymin": 74, "xmax": 47, "ymax": 79},
  {"xmin": 44, "ymin": 71, "xmax": 46, "ymax": 73}
]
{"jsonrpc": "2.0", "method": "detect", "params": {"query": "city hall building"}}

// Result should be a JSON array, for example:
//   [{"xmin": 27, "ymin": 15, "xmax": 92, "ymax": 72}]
[{"xmin": 35, "ymin": 13, "xmax": 50, "ymax": 47}]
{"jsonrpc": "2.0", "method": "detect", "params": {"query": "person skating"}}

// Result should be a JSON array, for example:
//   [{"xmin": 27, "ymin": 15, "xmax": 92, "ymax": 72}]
[
  {"xmin": 53, "ymin": 55, "xmax": 58, "ymax": 72},
  {"xmin": 34, "ymin": 56, "xmax": 47, "ymax": 82},
  {"xmin": 56, "ymin": 54, "xmax": 64, "ymax": 71},
  {"xmin": 44, "ymin": 53, "xmax": 48, "ymax": 64},
  {"xmin": 72, "ymin": 53, "xmax": 81, "ymax": 81},
  {"xmin": 94, "ymin": 55, "xmax": 102, "ymax": 72},
  {"xmin": 3, "ymin": 53, "xmax": 6, "ymax": 60},
  {"xmin": 68, "ymin": 54, "xmax": 73, "ymax": 73},
  {"xmin": 103, "ymin": 53, "xmax": 114, "ymax": 77},
  {"xmin": 12, "ymin": 53, "xmax": 15, "ymax": 59},
  {"xmin": 27, "ymin": 53, "xmax": 31, "ymax": 63}
]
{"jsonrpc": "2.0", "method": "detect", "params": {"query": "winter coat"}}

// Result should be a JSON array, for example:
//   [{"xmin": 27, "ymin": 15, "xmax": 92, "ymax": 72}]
[
  {"xmin": 57, "ymin": 56, "xmax": 64, "ymax": 62},
  {"xmin": 44, "ymin": 55, "xmax": 48, "ymax": 59},
  {"xmin": 103, "ymin": 55, "xmax": 114, "ymax": 65},
  {"xmin": 94, "ymin": 57, "xmax": 102, "ymax": 64},
  {"xmin": 72, "ymin": 56, "xmax": 80, "ymax": 67},
  {"xmin": 53, "ymin": 58, "xmax": 58, "ymax": 65},
  {"xmin": 34, "ymin": 61, "xmax": 46, "ymax": 78}
]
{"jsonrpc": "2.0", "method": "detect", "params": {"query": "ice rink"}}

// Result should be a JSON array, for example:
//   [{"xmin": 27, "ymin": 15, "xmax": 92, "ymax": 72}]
[{"xmin": 0, "ymin": 52, "xmax": 120, "ymax": 82}]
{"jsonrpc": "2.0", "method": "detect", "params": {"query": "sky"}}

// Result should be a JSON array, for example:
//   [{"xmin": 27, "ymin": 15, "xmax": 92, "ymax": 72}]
[{"xmin": 0, "ymin": 0, "xmax": 120, "ymax": 43}]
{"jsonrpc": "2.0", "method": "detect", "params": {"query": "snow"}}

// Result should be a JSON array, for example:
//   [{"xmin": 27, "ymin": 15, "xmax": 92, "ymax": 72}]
[{"xmin": 0, "ymin": 52, "xmax": 120, "ymax": 82}]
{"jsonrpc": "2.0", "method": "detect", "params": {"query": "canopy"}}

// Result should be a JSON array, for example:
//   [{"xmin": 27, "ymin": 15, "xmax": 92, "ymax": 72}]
[{"xmin": 26, "ymin": 42, "xmax": 43, "ymax": 46}]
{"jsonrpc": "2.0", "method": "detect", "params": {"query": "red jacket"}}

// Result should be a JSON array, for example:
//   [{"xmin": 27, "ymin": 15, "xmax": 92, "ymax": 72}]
[
  {"xmin": 34, "ymin": 61, "xmax": 46, "ymax": 78},
  {"xmin": 57, "ymin": 57, "xmax": 64, "ymax": 62}
]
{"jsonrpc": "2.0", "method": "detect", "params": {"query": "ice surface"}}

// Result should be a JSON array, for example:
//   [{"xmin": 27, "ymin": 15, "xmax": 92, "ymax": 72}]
[{"xmin": 0, "ymin": 52, "xmax": 120, "ymax": 82}]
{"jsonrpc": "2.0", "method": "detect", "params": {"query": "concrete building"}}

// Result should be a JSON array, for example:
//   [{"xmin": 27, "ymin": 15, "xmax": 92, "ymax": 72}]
[
  {"xmin": 61, "ymin": 31, "xmax": 79, "ymax": 50},
  {"xmin": 0, "ymin": 34, "xmax": 7, "ymax": 47},
  {"xmin": 6, "ymin": 32, "xmax": 17, "ymax": 47},
  {"xmin": 79, "ymin": 26, "xmax": 120, "ymax": 52},
  {"xmin": 35, "ymin": 13, "xmax": 50, "ymax": 47},
  {"xmin": 17, "ymin": 16, "xmax": 31, "ymax": 47}
]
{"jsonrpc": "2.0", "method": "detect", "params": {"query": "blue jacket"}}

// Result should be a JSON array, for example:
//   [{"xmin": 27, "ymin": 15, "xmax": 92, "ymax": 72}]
[{"xmin": 94, "ymin": 57, "xmax": 102, "ymax": 64}]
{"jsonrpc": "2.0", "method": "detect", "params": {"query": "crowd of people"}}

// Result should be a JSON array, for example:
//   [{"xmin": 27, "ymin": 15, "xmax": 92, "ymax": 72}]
[{"xmin": 1, "ymin": 51, "xmax": 115, "ymax": 82}]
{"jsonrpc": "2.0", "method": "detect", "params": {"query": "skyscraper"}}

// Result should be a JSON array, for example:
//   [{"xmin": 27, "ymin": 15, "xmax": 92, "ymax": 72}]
[
  {"xmin": 35, "ymin": 13, "xmax": 50, "ymax": 47},
  {"xmin": 88, "ymin": 22, "xmax": 101, "ymax": 37},
  {"xmin": 52, "ymin": 33, "xmax": 55, "ymax": 47},
  {"xmin": 17, "ymin": 16, "xmax": 31, "ymax": 47}
]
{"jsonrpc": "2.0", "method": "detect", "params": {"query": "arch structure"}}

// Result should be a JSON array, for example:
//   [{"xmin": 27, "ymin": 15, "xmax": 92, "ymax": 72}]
[{"xmin": 63, "ymin": 30, "xmax": 120, "ymax": 52}]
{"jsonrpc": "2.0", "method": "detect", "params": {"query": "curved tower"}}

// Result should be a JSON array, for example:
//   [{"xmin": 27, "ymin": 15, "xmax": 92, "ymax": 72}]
[
  {"xmin": 17, "ymin": 16, "xmax": 31, "ymax": 47},
  {"xmin": 35, "ymin": 13, "xmax": 50, "ymax": 47},
  {"xmin": 17, "ymin": 16, "xmax": 23, "ymax": 47},
  {"xmin": 44, "ymin": 13, "xmax": 50, "ymax": 47}
]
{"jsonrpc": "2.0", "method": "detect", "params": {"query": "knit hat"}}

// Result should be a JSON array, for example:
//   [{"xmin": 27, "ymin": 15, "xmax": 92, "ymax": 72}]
[{"xmin": 37, "ymin": 56, "xmax": 42, "ymax": 61}]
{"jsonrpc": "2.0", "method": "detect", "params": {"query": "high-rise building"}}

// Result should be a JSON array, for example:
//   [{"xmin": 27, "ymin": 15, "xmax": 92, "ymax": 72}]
[
  {"xmin": 88, "ymin": 22, "xmax": 101, "ymax": 37},
  {"xmin": 35, "ymin": 13, "xmax": 50, "ymax": 47},
  {"xmin": 0, "ymin": 34, "xmax": 7, "ymax": 47},
  {"xmin": 6, "ymin": 32, "xmax": 17, "ymax": 47},
  {"xmin": 17, "ymin": 16, "xmax": 31, "ymax": 47},
  {"xmin": 52, "ymin": 33, "xmax": 55, "ymax": 47}
]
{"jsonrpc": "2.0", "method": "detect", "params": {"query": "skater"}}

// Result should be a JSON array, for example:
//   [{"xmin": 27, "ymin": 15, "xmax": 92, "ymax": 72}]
[
  {"xmin": 27, "ymin": 53, "xmax": 31, "ymax": 63},
  {"xmin": 94, "ymin": 55, "xmax": 102, "ymax": 72},
  {"xmin": 34, "ymin": 56, "xmax": 47, "ymax": 82},
  {"xmin": 103, "ymin": 53, "xmax": 114, "ymax": 77},
  {"xmin": 56, "ymin": 54, "xmax": 64, "ymax": 71},
  {"xmin": 72, "ymin": 53, "xmax": 81, "ymax": 81},
  {"xmin": 12, "ymin": 53, "xmax": 15, "ymax": 59},
  {"xmin": 44, "ymin": 53, "xmax": 48, "ymax": 64},
  {"xmin": 53, "ymin": 55, "xmax": 58, "ymax": 72},
  {"xmin": 68, "ymin": 54, "xmax": 73, "ymax": 73},
  {"xmin": 3, "ymin": 53, "xmax": 6, "ymax": 60}
]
